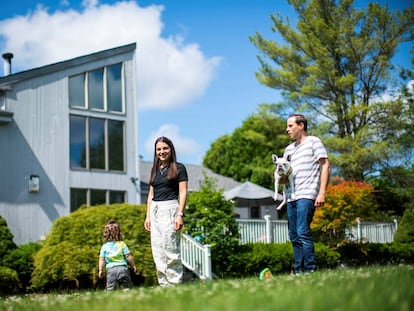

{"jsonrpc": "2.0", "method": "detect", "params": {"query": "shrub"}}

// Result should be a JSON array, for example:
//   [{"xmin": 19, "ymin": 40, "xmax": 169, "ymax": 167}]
[
  {"xmin": 394, "ymin": 206, "xmax": 414, "ymax": 244},
  {"xmin": 185, "ymin": 176, "xmax": 240, "ymax": 277},
  {"xmin": 2, "ymin": 242, "xmax": 42, "ymax": 292},
  {"xmin": 226, "ymin": 242, "xmax": 340, "ymax": 277},
  {"xmin": 312, "ymin": 179, "xmax": 378, "ymax": 247},
  {"xmin": 31, "ymin": 204, "xmax": 156, "ymax": 291},
  {"xmin": 0, "ymin": 266, "xmax": 19, "ymax": 296},
  {"xmin": 336, "ymin": 241, "xmax": 414, "ymax": 267},
  {"xmin": 0, "ymin": 216, "xmax": 16, "ymax": 261}
]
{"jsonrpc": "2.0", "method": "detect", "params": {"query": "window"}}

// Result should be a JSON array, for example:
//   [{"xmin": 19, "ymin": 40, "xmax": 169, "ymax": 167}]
[
  {"xmin": 70, "ymin": 188, "xmax": 126, "ymax": 212},
  {"xmin": 110, "ymin": 191, "xmax": 126, "ymax": 203},
  {"xmin": 89, "ymin": 117, "xmax": 105, "ymax": 170},
  {"xmin": 90, "ymin": 189, "xmax": 106, "ymax": 206},
  {"xmin": 70, "ymin": 188, "xmax": 87, "ymax": 212},
  {"xmin": 69, "ymin": 63, "xmax": 124, "ymax": 113},
  {"xmin": 70, "ymin": 115, "xmax": 87, "ymax": 169},
  {"xmin": 108, "ymin": 120, "xmax": 124, "ymax": 171},
  {"xmin": 69, "ymin": 74, "xmax": 85, "ymax": 108},
  {"xmin": 70, "ymin": 115, "xmax": 125, "ymax": 171},
  {"xmin": 107, "ymin": 63, "xmax": 123, "ymax": 112},
  {"xmin": 250, "ymin": 206, "xmax": 260, "ymax": 219},
  {"xmin": 88, "ymin": 68, "xmax": 104, "ymax": 110}
]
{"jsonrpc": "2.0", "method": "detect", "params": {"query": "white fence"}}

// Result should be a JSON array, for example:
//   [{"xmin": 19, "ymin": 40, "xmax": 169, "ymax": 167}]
[
  {"xmin": 180, "ymin": 217, "xmax": 397, "ymax": 280},
  {"xmin": 345, "ymin": 219, "xmax": 398, "ymax": 243},
  {"xmin": 235, "ymin": 217, "xmax": 398, "ymax": 244},
  {"xmin": 236, "ymin": 215, "xmax": 289, "ymax": 244}
]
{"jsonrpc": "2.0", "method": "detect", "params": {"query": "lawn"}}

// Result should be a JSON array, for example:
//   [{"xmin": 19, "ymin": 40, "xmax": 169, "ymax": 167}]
[{"xmin": 1, "ymin": 264, "xmax": 413, "ymax": 311}]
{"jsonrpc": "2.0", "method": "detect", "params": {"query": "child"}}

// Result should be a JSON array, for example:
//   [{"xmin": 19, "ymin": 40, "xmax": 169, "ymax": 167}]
[{"xmin": 98, "ymin": 220, "xmax": 137, "ymax": 290}]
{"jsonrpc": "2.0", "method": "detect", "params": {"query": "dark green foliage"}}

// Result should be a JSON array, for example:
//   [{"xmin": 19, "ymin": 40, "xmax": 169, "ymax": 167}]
[
  {"xmin": 371, "ymin": 165, "xmax": 414, "ymax": 217},
  {"xmin": 31, "ymin": 204, "xmax": 156, "ymax": 291},
  {"xmin": 237, "ymin": 243, "xmax": 293, "ymax": 277},
  {"xmin": 337, "ymin": 242, "xmax": 414, "ymax": 267},
  {"xmin": 185, "ymin": 176, "xmax": 241, "ymax": 277},
  {"xmin": 314, "ymin": 242, "xmax": 341, "ymax": 268},
  {"xmin": 226, "ymin": 242, "xmax": 340, "ymax": 277},
  {"xmin": 394, "ymin": 206, "xmax": 414, "ymax": 244},
  {"xmin": 2, "ymin": 242, "xmax": 42, "ymax": 292},
  {"xmin": 0, "ymin": 266, "xmax": 19, "ymax": 296},
  {"xmin": 0, "ymin": 216, "xmax": 16, "ymax": 261}
]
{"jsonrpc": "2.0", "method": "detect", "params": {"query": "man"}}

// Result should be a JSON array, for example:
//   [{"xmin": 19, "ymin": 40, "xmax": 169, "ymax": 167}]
[{"xmin": 283, "ymin": 114, "xmax": 330, "ymax": 275}]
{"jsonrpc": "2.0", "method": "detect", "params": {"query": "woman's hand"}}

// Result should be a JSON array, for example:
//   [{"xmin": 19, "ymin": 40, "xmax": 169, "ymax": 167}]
[
  {"xmin": 174, "ymin": 215, "xmax": 184, "ymax": 231},
  {"xmin": 144, "ymin": 216, "xmax": 151, "ymax": 231}
]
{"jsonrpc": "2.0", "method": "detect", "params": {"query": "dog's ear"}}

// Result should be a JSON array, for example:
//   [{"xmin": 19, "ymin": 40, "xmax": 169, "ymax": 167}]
[{"xmin": 272, "ymin": 154, "xmax": 278, "ymax": 163}]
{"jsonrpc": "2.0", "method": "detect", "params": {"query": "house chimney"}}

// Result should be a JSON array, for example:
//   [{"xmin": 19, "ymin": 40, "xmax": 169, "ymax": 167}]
[{"xmin": 2, "ymin": 52, "xmax": 14, "ymax": 76}]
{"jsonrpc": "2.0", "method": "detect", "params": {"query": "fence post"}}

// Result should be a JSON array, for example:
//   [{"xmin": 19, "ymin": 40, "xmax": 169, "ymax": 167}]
[
  {"xmin": 264, "ymin": 214, "xmax": 272, "ymax": 243},
  {"xmin": 203, "ymin": 244, "xmax": 212, "ymax": 281},
  {"xmin": 357, "ymin": 218, "xmax": 361, "ymax": 241}
]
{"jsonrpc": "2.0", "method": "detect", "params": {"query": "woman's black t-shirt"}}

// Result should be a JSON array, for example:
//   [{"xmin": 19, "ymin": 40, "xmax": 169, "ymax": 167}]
[{"xmin": 151, "ymin": 162, "xmax": 188, "ymax": 201}]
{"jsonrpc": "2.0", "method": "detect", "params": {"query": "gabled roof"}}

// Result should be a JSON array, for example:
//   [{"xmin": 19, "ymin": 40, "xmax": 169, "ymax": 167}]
[
  {"xmin": 139, "ymin": 161, "xmax": 241, "ymax": 192},
  {"xmin": 0, "ymin": 42, "xmax": 136, "ymax": 89}
]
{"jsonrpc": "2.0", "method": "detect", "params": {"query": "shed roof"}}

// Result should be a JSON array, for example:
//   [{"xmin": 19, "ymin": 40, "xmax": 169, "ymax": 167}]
[{"xmin": 139, "ymin": 161, "xmax": 241, "ymax": 192}]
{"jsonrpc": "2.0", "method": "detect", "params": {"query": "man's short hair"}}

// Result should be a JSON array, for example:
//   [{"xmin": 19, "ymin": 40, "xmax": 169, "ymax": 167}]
[{"xmin": 289, "ymin": 113, "xmax": 307, "ymax": 131}]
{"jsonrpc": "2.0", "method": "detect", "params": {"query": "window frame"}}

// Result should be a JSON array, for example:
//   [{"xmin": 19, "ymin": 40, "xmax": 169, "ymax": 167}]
[
  {"xmin": 69, "ymin": 63, "xmax": 125, "ymax": 114},
  {"xmin": 70, "ymin": 188, "xmax": 127, "ymax": 212},
  {"xmin": 69, "ymin": 115, "xmax": 125, "ymax": 172}
]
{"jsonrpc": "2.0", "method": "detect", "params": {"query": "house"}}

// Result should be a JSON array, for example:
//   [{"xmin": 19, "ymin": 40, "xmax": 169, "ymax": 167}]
[
  {"xmin": 0, "ymin": 43, "xmax": 140, "ymax": 245},
  {"xmin": 139, "ymin": 161, "xmax": 279, "ymax": 220}
]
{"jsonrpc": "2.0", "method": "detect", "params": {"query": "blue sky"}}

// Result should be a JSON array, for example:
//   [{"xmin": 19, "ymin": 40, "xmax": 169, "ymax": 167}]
[{"xmin": 0, "ymin": 0, "xmax": 411, "ymax": 165}]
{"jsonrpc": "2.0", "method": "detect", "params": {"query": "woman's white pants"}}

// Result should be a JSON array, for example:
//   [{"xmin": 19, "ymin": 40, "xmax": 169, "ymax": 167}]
[{"xmin": 150, "ymin": 200, "xmax": 183, "ymax": 286}]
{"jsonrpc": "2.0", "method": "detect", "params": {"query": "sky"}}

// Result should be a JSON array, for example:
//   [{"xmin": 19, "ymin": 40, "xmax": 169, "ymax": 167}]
[{"xmin": 0, "ymin": 0, "xmax": 411, "ymax": 165}]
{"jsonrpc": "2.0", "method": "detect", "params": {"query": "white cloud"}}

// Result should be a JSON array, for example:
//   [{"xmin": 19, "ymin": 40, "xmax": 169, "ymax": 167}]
[
  {"xmin": 0, "ymin": 0, "xmax": 213, "ymax": 163},
  {"xmin": 0, "ymin": 1, "xmax": 221, "ymax": 111},
  {"xmin": 144, "ymin": 124, "xmax": 202, "ymax": 162}
]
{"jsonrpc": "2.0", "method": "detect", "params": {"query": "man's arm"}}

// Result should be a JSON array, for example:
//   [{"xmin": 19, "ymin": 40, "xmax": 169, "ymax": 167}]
[{"xmin": 315, "ymin": 158, "xmax": 330, "ymax": 207}]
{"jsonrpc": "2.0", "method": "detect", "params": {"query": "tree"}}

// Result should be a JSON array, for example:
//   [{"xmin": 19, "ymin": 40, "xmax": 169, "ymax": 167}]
[
  {"xmin": 394, "ymin": 206, "xmax": 414, "ymax": 244},
  {"xmin": 203, "ymin": 104, "xmax": 290, "ymax": 189},
  {"xmin": 250, "ymin": 0, "xmax": 414, "ymax": 180},
  {"xmin": 371, "ymin": 164, "xmax": 414, "ymax": 217}
]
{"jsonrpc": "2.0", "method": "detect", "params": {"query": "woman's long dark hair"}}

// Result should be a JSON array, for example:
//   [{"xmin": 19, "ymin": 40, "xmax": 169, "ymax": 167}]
[{"xmin": 149, "ymin": 136, "xmax": 179, "ymax": 183}]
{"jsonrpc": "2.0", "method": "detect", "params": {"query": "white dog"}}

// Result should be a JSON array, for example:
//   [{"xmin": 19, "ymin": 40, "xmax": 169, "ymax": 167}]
[{"xmin": 272, "ymin": 154, "xmax": 295, "ymax": 210}]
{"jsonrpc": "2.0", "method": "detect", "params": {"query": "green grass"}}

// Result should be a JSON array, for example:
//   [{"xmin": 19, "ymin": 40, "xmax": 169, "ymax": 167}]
[{"xmin": 1, "ymin": 265, "xmax": 413, "ymax": 311}]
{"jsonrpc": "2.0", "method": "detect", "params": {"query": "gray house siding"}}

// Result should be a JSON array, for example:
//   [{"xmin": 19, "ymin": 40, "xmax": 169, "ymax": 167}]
[{"xmin": 0, "ymin": 43, "xmax": 139, "ymax": 245}]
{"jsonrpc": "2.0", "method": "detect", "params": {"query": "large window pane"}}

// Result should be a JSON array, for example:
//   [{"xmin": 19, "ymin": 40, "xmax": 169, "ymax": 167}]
[
  {"xmin": 90, "ymin": 189, "xmax": 106, "ymax": 206},
  {"xmin": 108, "ymin": 120, "xmax": 124, "ymax": 171},
  {"xmin": 110, "ymin": 191, "xmax": 125, "ymax": 204},
  {"xmin": 88, "ymin": 68, "xmax": 104, "ymax": 110},
  {"xmin": 107, "ymin": 63, "xmax": 123, "ymax": 112},
  {"xmin": 70, "ymin": 188, "xmax": 87, "ymax": 212},
  {"xmin": 69, "ymin": 74, "xmax": 85, "ymax": 107},
  {"xmin": 70, "ymin": 115, "xmax": 86, "ymax": 168},
  {"xmin": 89, "ymin": 118, "xmax": 105, "ymax": 169}
]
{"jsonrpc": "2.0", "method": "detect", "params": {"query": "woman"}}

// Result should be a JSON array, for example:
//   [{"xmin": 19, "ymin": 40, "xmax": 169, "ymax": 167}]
[{"xmin": 144, "ymin": 136, "xmax": 188, "ymax": 286}]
